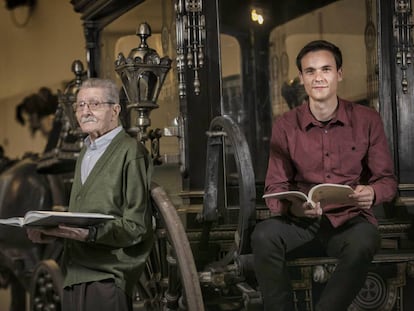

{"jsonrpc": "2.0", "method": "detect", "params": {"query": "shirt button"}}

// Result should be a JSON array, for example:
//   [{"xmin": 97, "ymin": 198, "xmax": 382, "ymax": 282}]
[
  {"xmin": 324, "ymin": 130, "xmax": 328, "ymax": 134},
  {"xmin": 326, "ymin": 175, "xmax": 331, "ymax": 178},
  {"xmin": 325, "ymin": 153, "xmax": 329, "ymax": 157}
]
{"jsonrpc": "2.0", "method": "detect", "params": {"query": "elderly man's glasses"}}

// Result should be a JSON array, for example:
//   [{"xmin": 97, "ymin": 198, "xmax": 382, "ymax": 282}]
[{"xmin": 72, "ymin": 100, "xmax": 114, "ymax": 112}]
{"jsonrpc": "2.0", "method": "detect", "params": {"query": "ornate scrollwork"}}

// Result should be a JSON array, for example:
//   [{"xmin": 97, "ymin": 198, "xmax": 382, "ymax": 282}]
[
  {"xmin": 394, "ymin": 0, "xmax": 414, "ymax": 94},
  {"xmin": 174, "ymin": 0, "xmax": 206, "ymax": 97}
]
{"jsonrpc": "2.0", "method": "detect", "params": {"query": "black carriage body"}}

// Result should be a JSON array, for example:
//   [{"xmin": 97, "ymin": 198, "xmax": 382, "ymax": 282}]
[{"xmin": 48, "ymin": 0, "xmax": 414, "ymax": 310}]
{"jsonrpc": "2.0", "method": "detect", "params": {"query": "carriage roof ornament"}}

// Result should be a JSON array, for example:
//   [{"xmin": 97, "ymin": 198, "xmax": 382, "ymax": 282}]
[
  {"xmin": 115, "ymin": 22, "xmax": 172, "ymax": 143},
  {"xmin": 175, "ymin": 0, "xmax": 205, "ymax": 98},
  {"xmin": 59, "ymin": 60, "xmax": 87, "ymax": 135},
  {"xmin": 36, "ymin": 60, "xmax": 87, "ymax": 174}
]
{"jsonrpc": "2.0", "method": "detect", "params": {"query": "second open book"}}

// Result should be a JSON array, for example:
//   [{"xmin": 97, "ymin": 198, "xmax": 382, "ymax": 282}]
[
  {"xmin": 0, "ymin": 211, "xmax": 114, "ymax": 228},
  {"xmin": 262, "ymin": 183, "xmax": 355, "ymax": 208}
]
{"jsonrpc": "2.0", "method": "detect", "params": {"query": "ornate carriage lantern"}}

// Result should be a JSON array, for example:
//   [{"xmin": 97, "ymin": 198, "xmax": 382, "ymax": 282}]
[{"xmin": 115, "ymin": 22, "xmax": 172, "ymax": 143}]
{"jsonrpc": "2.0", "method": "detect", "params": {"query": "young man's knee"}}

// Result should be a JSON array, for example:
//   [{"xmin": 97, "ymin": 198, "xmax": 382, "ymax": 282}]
[{"xmin": 251, "ymin": 222, "xmax": 285, "ymax": 253}]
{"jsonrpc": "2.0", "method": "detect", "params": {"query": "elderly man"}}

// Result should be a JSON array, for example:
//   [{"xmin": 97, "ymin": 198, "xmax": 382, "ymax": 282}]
[{"xmin": 28, "ymin": 78, "xmax": 153, "ymax": 311}]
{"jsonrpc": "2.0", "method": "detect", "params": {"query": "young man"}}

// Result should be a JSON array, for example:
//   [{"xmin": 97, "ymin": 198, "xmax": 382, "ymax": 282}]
[
  {"xmin": 252, "ymin": 40, "xmax": 397, "ymax": 311},
  {"xmin": 27, "ymin": 78, "xmax": 153, "ymax": 311}
]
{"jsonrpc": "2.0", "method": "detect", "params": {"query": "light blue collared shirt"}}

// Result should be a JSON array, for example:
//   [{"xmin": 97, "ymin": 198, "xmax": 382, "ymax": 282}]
[{"xmin": 81, "ymin": 126, "xmax": 123, "ymax": 184}]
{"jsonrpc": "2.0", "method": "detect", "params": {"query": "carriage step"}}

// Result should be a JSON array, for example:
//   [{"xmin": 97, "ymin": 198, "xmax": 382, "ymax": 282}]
[
  {"xmin": 286, "ymin": 251, "xmax": 414, "ymax": 267},
  {"xmin": 236, "ymin": 251, "xmax": 414, "ymax": 280}
]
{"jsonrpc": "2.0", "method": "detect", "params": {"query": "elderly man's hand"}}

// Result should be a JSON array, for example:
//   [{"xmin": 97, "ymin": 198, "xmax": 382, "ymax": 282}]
[
  {"xmin": 27, "ymin": 225, "xmax": 89, "ymax": 243},
  {"xmin": 27, "ymin": 228, "xmax": 57, "ymax": 243}
]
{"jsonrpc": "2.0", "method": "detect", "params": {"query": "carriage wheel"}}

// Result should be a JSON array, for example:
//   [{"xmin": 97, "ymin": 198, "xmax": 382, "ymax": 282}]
[
  {"xmin": 30, "ymin": 259, "xmax": 63, "ymax": 311},
  {"xmin": 134, "ymin": 184, "xmax": 205, "ymax": 311},
  {"xmin": 202, "ymin": 115, "xmax": 256, "ymax": 256}
]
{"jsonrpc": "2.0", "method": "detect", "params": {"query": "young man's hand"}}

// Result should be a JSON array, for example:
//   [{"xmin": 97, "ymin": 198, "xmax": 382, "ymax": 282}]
[
  {"xmin": 349, "ymin": 185, "xmax": 375, "ymax": 209},
  {"xmin": 289, "ymin": 198, "xmax": 322, "ymax": 218}
]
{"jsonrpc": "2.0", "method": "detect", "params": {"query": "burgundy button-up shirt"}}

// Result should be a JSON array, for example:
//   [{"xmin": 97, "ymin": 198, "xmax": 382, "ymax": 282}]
[{"xmin": 265, "ymin": 98, "xmax": 397, "ymax": 227}]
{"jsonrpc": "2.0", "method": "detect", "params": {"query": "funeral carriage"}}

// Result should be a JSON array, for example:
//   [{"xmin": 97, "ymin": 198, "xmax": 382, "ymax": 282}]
[{"xmin": 1, "ymin": 1, "xmax": 414, "ymax": 310}]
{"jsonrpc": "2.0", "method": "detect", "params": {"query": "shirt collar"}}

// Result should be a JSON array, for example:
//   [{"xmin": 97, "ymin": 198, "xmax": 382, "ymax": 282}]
[
  {"xmin": 84, "ymin": 126, "xmax": 123, "ymax": 150},
  {"xmin": 299, "ymin": 97, "xmax": 349, "ymax": 130}
]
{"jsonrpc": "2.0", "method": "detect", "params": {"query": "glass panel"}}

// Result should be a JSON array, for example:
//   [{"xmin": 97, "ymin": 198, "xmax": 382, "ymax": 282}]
[
  {"xmin": 269, "ymin": 0, "xmax": 378, "ymax": 117},
  {"xmin": 100, "ymin": 0, "xmax": 179, "ymax": 158},
  {"xmin": 100, "ymin": 0, "xmax": 181, "ymax": 203},
  {"xmin": 220, "ymin": 34, "xmax": 244, "ymax": 211},
  {"xmin": 221, "ymin": 35, "xmax": 243, "ymax": 126}
]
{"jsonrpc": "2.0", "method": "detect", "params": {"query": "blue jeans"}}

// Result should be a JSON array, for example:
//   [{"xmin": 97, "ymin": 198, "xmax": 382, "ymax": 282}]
[{"xmin": 251, "ymin": 215, "xmax": 380, "ymax": 311}]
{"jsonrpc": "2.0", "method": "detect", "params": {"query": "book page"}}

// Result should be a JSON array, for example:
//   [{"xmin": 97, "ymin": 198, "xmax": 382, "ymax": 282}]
[
  {"xmin": 308, "ymin": 184, "xmax": 354, "ymax": 206},
  {"xmin": 262, "ymin": 191, "xmax": 308, "ymax": 202},
  {"xmin": 0, "ymin": 217, "xmax": 24, "ymax": 227}
]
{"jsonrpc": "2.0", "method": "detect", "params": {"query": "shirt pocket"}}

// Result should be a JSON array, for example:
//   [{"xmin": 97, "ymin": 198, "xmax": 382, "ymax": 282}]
[{"xmin": 337, "ymin": 141, "xmax": 368, "ymax": 175}]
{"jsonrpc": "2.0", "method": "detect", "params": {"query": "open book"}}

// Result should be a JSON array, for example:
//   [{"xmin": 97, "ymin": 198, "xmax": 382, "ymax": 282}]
[
  {"xmin": 0, "ymin": 211, "xmax": 115, "ymax": 228},
  {"xmin": 262, "ymin": 183, "xmax": 355, "ymax": 208}
]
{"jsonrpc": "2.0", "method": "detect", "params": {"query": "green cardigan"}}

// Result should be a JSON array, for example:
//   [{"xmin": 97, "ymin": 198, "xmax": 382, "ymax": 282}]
[{"xmin": 63, "ymin": 129, "xmax": 153, "ymax": 296}]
